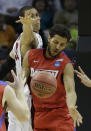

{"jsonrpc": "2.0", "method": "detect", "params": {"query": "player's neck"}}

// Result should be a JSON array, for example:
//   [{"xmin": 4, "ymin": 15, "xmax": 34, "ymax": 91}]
[{"xmin": 45, "ymin": 48, "xmax": 53, "ymax": 58}]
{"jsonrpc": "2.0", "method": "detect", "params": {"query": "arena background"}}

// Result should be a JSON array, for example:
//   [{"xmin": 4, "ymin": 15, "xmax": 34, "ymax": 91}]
[
  {"xmin": 0, "ymin": 0, "xmax": 91, "ymax": 130},
  {"xmin": 76, "ymin": 0, "xmax": 91, "ymax": 130}
]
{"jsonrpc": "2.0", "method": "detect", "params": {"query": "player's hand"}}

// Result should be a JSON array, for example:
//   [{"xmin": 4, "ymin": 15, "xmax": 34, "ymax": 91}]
[
  {"xmin": 69, "ymin": 106, "xmax": 83, "ymax": 127},
  {"xmin": 74, "ymin": 66, "xmax": 91, "ymax": 87},
  {"xmin": 6, "ymin": 70, "xmax": 26, "ymax": 89},
  {"xmin": 16, "ymin": 15, "xmax": 40, "ymax": 25}
]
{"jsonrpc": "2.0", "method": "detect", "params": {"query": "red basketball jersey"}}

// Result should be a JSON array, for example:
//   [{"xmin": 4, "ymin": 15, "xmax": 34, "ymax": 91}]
[
  {"xmin": 28, "ymin": 49, "xmax": 74, "ymax": 130},
  {"xmin": 0, "ymin": 81, "xmax": 7, "ymax": 131}
]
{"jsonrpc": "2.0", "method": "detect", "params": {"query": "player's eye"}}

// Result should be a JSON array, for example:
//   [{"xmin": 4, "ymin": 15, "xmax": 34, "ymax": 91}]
[{"xmin": 54, "ymin": 41, "xmax": 58, "ymax": 44}]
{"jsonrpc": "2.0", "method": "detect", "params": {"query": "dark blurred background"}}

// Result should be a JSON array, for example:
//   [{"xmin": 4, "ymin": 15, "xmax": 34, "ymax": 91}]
[{"xmin": 76, "ymin": 0, "xmax": 91, "ymax": 131}]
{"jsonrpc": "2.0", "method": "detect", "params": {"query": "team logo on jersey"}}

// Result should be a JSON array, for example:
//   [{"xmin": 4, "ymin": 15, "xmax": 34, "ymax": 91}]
[
  {"xmin": 54, "ymin": 61, "xmax": 60, "ymax": 67},
  {"xmin": 56, "ymin": 58, "xmax": 64, "ymax": 62},
  {"xmin": 30, "ymin": 68, "xmax": 59, "ymax": 78},
  {"xmin": 33, "ymin": 60, "xmax": 39, "ymax": 63}
]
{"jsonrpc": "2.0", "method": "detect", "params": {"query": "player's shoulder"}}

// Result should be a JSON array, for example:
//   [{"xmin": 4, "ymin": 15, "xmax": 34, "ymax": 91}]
[
  {"xmin": 58, "ymin": 51, "xmax": 72, "ymax": 64},
  {"xmin": 34, "ymin": 32, "xmax": 41, "ymax": 37},
  {"xmin": 29, "ymin": 48, "xmax": 43, "ymax": 54},
  {"xmin": 28, "ymin": 49, "xmax": 44, "ymax": 60},
  {"xmin": 28, "ymin": 49, "xmax": 44, "ymax": 63},
  {"xmin": 13, "ymin": 34, "xmax": 21, "ymax": 46},
  {"xmin": 60, "ymin": 51, "xmax": 70, "ymax": 59}
]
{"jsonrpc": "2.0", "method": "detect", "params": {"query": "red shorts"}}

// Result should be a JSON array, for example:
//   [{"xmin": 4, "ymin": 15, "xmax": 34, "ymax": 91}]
[
  {"xmin": 34, "ymin": 108, "xmax": 74, "ymax": 131},
  {"xmin": 34, "ymin": 127, "xmax": 74, "ymax": 131}
]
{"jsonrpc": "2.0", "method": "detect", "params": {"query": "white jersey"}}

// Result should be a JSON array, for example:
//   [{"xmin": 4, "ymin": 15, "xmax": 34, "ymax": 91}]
[
  {"xmin": 8, "ymin": 32, "xmax": 43, "ymax": 131},
  {"xmin": 13, "ymin": 32, "xmax": 43, "ymax": 75},
  {"xmin": 34, "ymin": 32, "xmax": 43, "ymax": 49}
]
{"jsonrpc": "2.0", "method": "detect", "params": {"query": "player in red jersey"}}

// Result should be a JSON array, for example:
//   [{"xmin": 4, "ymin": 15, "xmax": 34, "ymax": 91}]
[
  {"xmin": 0, "ymin": 70, "xmax": 30, "ymax": 131},
  {"xmin": 22, "ymin": 24, "xmax": 82, "ymax": 131}
]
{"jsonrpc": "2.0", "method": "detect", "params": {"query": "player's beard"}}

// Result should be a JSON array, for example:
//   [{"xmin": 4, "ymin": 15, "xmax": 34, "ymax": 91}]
[{"xmin": 47, "ymin": 45, "xmax": 60, "ymax": 58}]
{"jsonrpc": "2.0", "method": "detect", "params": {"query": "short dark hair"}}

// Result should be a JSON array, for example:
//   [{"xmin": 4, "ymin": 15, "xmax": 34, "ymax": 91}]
[
  {"xmin": 19, "ymin": 6, "xmax": 33, "ymax": 17},
  {"xmin": 32, "ymin": 0, "xmax": 48, "ymax": 10},
  {"xmin": 49, "ymin": 24, "xmax": 71, "ymax": 42}
]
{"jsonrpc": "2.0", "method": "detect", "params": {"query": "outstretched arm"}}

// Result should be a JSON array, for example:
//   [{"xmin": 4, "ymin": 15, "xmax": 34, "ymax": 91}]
[
  {"xmin": 2, "ymin": 70, "xmax": 30, "ymax": 122},
  {"xmin": 74, "ymin": 66, "xmax": 91, "ymax": 87},
  {"xmin": 16, "ymin": 14, "xmax": 39, "ymax": 57},
  {"xmin": 63, "ymin": 63, "xmax": 82, "ymax": 127},
  {"xmin": 18, "ymin": 16, "xmax": 34, "ymax": 47}
]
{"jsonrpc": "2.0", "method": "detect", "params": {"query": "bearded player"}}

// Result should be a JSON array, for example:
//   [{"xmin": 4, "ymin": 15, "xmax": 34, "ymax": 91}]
[{"xmin": 22, "ymin": 24, "xmax": 82, "ymax": 131}]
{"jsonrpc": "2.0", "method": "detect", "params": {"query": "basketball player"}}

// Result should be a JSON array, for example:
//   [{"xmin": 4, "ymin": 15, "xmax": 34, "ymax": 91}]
[
  {"xmin": 0, "ymin": 70, "xmax": 30, "ymax": 131},
  {"xmin": 10, "ymin": 6, "xmax": 43, "ymax": 60},
  {"xmin": 75, "ymin": 66, "xmax": 91, "ymax": 87},
  {"xmin": 22, "ymin": 24, "xmax": 82, "ymax": 131},
  {"xmin": 8, "ymin": 6, "xmax": 43, "ymax": 131},
  {"xmin": 0, "ymin": 6, "xmax": 43, "ymax": 79}
]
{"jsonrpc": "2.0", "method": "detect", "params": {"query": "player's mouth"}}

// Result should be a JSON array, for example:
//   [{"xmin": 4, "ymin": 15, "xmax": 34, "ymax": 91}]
[{"xmin": 54, "ymin": 49, "xmax": 60, "ymax": 53}]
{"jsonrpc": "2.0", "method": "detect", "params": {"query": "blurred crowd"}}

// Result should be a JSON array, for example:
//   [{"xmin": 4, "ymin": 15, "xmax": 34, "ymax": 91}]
[{"xmin": 0, "ymin": 0, "xmax": 78, "ymax": 82}]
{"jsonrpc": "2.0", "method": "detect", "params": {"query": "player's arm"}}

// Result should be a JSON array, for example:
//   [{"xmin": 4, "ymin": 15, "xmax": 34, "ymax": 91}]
[
  {"xmin": 2, "ymin": 71, "xmax": 30, "ymax": 122},
  {"xmin": 63, "ymin": 63, "xmax": 76, "ymax": 108},
  {"xmin": 16, "ymin": 15, "xmax": 38, "ymax": 48},
  {"xmin": 74, "ymin": 66, "xmax": 91, "ymax": 87},
  {"xmin": 63, "ymin": 63, "xmax": 82, "ymax": 126},
  {"xmin": 22, "ymin": 50, "xmax": 30, "ymax": 80},
  {"xmin": 19, "ymin": 21, "xmax": 38, "ymax": 57},
  {"xmin": 9, "ymin": 49, "xmax": 15, "ymax": 59},
  {"xmin": 20, "ymin": 23, "xmax": 34, "ymax": 47}
]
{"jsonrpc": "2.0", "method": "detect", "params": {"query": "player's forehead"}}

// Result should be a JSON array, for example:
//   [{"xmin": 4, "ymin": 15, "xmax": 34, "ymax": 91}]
[
  {"xmin": 25, "ymin": 8, "xmax": 38, "ymax": 16},
  {"xmin": 52, "ymin": 35, "xmax": 67, "ymax": 42}
]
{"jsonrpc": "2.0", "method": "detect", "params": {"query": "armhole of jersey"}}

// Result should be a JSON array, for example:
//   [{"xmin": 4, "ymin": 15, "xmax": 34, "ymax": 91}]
[{"xmin": 61, "ymin": 53, "xmax": 72, "ymax": 73}]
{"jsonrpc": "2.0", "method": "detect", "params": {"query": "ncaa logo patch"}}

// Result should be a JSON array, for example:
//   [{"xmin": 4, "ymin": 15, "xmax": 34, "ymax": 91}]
[{"xmin": 54, "ymin": 61, "xmax": 60, "ymax": 67}]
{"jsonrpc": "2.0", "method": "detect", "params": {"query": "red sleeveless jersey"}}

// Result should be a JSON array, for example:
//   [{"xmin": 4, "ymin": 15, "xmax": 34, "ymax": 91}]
[
  {"xmin": 28, "ymin": 49, "xmax": 74, "ymax": 130},
  {"xmin": 0, "ymin": 81, "xmax": 7, "ymax": 131}
]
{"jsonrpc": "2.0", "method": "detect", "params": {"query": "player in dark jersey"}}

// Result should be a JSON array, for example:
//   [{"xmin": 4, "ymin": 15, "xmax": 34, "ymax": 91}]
[
  {"xmin": 22, "ymin": 24, "xmax": 82, "ymax": 131},
  {"xmin": 0, "ymin": 70, "xmax": 30, "ymax": 131}
]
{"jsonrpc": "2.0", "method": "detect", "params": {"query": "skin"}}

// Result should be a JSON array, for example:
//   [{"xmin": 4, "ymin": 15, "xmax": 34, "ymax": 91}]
[
  {"xmin": 74, "ymin": 66, "xmax": 91, "ymax": 87},
  {"xmin": 10, "ymin": 8, "xmax": 40, "ymax": 59},
  {"xmin": 22, "ymin": 34, "xmax": 82, "ymax": 127},
  {"xmin": 46, "ymin": 35, "xmax": 67, "ymax": 58},
  {"xmin": 24, "ymin": 8, "xmax": 40, "ymax": 33},
  {"xmin": 2, "ymin": 70, "xmax": 30, "ymax": 122}
]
